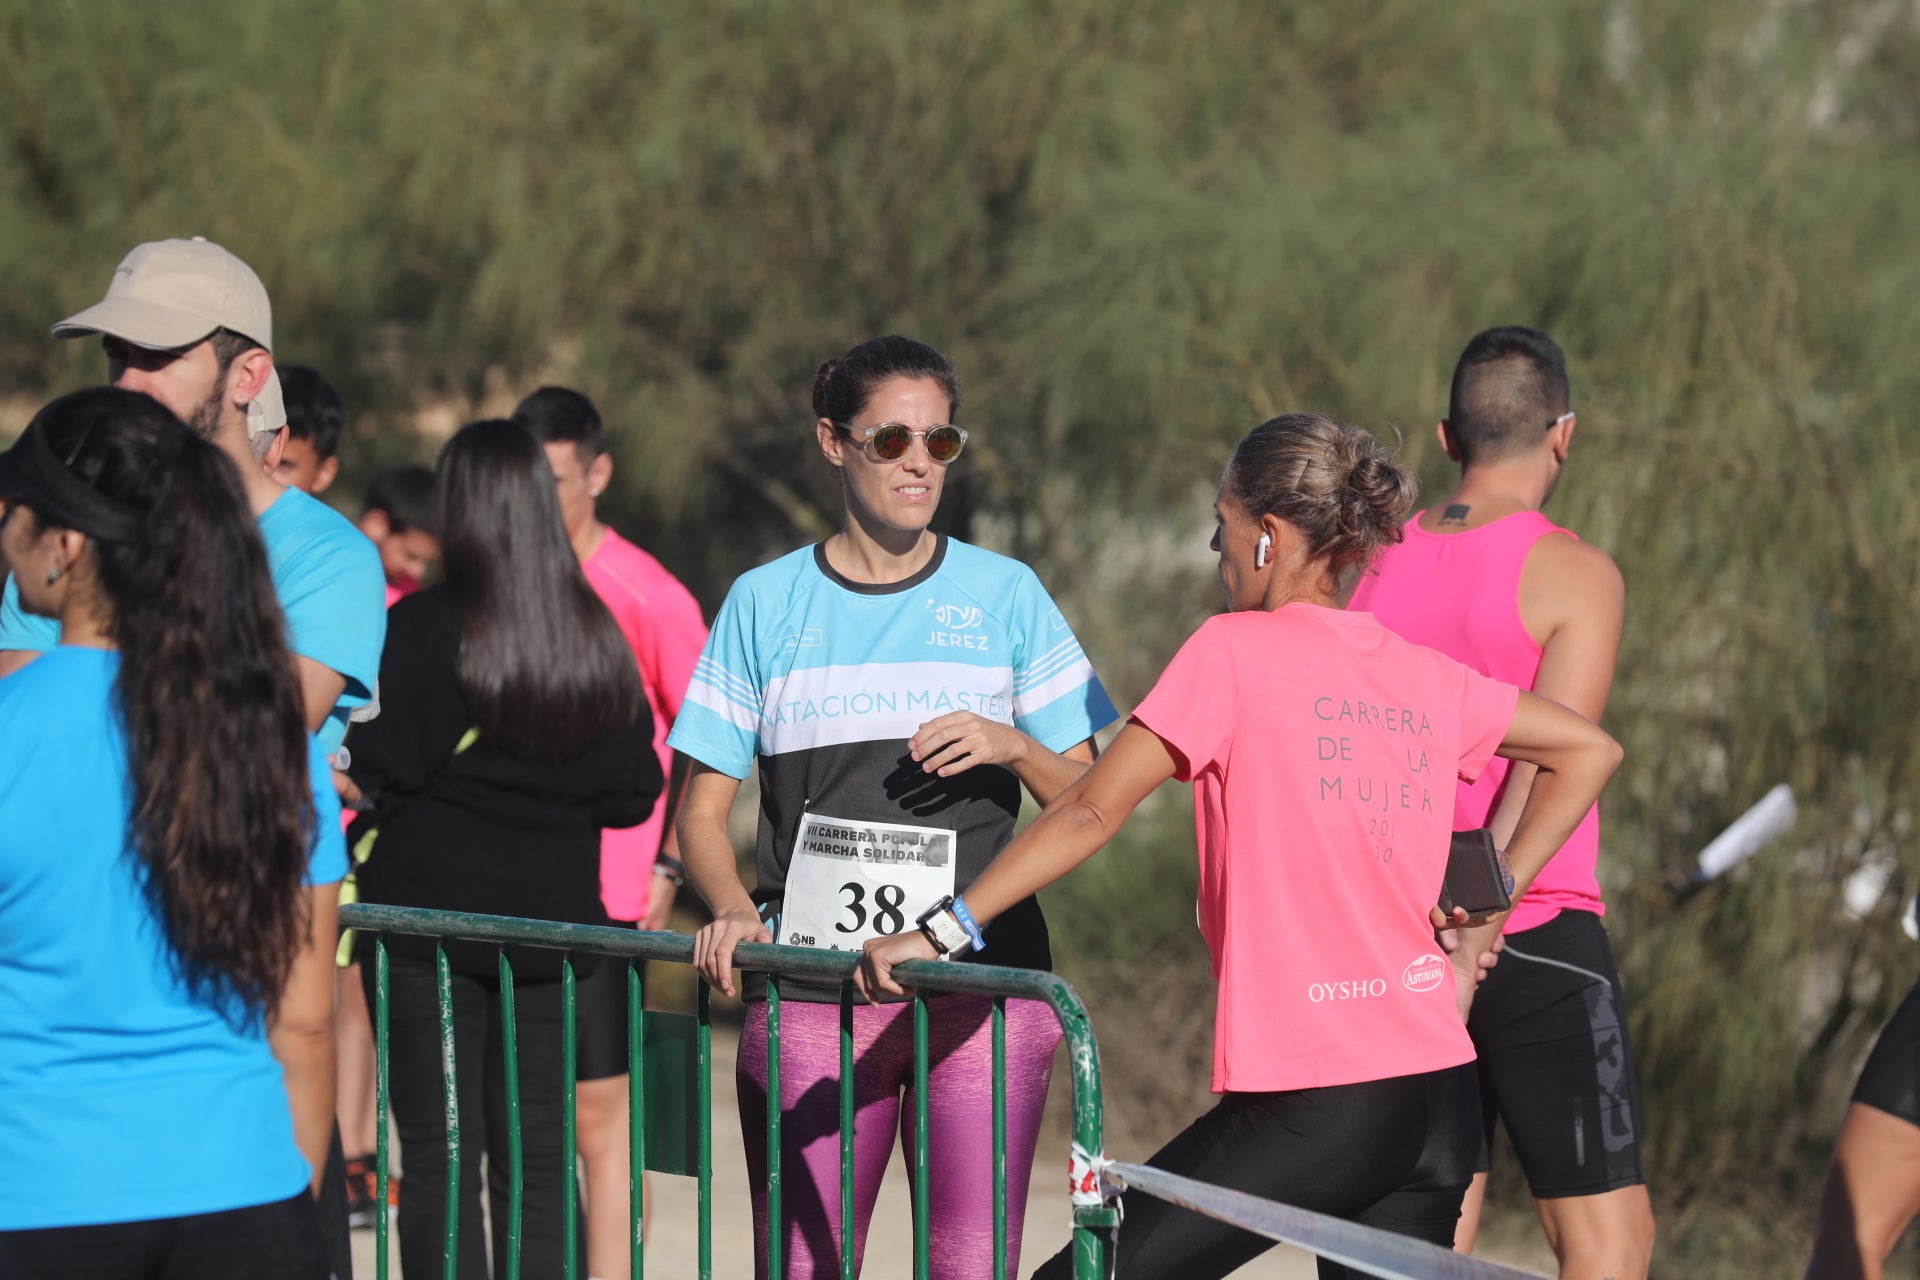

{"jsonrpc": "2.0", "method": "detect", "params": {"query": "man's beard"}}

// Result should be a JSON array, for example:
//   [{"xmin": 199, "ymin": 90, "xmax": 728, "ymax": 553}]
[{"xmin": 185, "ymin": 379, "xmax": 224, "ymax": 439}]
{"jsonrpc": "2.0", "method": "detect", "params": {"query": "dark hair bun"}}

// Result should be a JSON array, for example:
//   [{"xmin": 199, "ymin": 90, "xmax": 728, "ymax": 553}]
[
  {"xmin": 1339, "ymin": 440, "xmax": 1417, "ymax": 554},
  {"xmin": 811, "ymin": 359, "xmax": 841, "ymax": 419},
  {"xmin": 809, "ymin": 337, "xmax": 959, "ymax": 427}
]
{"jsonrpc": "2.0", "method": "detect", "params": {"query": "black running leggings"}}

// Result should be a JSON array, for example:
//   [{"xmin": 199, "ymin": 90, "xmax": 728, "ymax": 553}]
[
  {"xmin": 1033, "ymin": 1062, "xmax": 1480, "ymax": 1280},
  {"xmin": 0, "ymin": 1192, "xmax": 326, "ymax": 1280},
  {"xmin": 373, "ymin": 955, "xmax": 586, "ymax": 1280}
]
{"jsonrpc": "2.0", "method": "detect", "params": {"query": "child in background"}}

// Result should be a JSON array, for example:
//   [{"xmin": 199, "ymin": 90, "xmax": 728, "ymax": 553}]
[
  {"xmin": 275, "ymin": 365, "xmax": 345, "ymax": 495},
  {"xmin": 358, "ymin": 465, "xmax": 439, "ymax": 606}
]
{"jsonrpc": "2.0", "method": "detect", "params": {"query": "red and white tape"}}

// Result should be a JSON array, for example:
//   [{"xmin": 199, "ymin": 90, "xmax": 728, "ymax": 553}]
[{"xmin": 1068, "ymin": 1143, "xmax": 1113, "ymax": 1207}]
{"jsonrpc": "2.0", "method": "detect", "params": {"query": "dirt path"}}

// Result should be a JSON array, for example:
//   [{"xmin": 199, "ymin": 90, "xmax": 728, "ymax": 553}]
[{"xmin": 354, "ymin": 1022, "xmax": 1554, "ymax": 1277}]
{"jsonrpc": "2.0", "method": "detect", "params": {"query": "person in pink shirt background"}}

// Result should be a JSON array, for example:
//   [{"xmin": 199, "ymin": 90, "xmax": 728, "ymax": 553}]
[
  {"xmin": 514, "ymin": 386, "xmax": 708, "ymax": 1280},
  {"xmin": 860, "ymin": 412, "xmax": 1624, "ymax": 1280}
]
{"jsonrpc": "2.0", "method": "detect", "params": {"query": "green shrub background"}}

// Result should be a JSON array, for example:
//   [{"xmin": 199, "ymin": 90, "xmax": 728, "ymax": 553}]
[{"xmin": 8, "ymin": 1, "xmax": 1920, "ymax": 1267}]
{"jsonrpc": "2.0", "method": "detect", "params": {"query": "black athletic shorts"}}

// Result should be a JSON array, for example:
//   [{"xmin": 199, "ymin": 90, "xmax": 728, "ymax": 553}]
[
  {"xmin": 1852, "ymin": 979, "xmax": 1920, "ymax": 1126},
  {"xmin": 0, "ymin": 1191, "xmax": 327, "ymax": 1280},
  {"xmin": 1031, "ymin": 1062, "xmax": 1480, "ymax": 1280},
  {"xmin": 576, "ymin": 951, "xmax": 642, "ymax": 1082},
  {"xmin": 1467, "ymin": 908, "xmax": 1646, "ymax": 1197}
]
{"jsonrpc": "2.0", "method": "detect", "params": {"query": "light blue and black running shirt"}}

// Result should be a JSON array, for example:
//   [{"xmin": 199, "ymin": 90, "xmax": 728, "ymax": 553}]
[{"xmin": 667, "ymin": 535, "xmax": 1118, "ymax": 997}]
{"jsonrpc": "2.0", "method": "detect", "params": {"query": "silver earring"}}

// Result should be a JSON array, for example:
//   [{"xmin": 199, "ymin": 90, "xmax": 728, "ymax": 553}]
[
  {"xmin": 589, "ymin": 488, "xmax": 601, "ymax": 497},
  {"xmin": 46, "ymin": 565, "xmax": 61, "ymax": 586}
]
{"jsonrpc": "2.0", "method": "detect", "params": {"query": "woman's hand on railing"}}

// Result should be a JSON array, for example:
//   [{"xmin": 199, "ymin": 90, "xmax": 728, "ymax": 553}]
[
  {"xmin": 693, "ymin": 906, "xmax": 770, "ymax": 998},
  {"xmin": 856, "ymin": 930, "xmax": 939, "ymax": 1003}
]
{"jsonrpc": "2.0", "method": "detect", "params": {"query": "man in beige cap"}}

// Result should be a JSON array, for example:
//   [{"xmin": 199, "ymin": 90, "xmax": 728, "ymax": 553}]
[
  {"xmin": 1, "ymin": 237, "xmax": 385, "ymax": 763},
  {"xmin": 0, "ymin": 237, "xmax": 386, "ymax": 1275}
]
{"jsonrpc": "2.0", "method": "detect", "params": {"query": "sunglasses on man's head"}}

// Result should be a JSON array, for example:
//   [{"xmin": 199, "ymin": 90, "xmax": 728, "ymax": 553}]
[{"xmin": 834, "ymin": 421, "xmax": 969, "ymax": 464}]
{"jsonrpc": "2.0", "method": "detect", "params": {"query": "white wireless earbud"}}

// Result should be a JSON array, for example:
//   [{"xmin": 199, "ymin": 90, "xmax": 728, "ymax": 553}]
[{"xmin": 1255, "ymin": 533, "xmax": 1272, "ymax": 569}]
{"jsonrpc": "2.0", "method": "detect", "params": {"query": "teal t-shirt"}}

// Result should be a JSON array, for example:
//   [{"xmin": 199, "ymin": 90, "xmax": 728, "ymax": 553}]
[
  {"xmin": 0, "ymin": 646, "xmax": 348, "ymax": 1228},
  {"xmin": 667, "ymin": 536, "xmax": 1118, "ymax": 988},
  {"xmin": 0, "ymin": 486, "xmax": 385, "ymax": 754}
]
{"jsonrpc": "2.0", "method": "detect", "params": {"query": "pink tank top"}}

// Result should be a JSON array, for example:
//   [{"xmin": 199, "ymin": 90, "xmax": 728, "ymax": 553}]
[{"xmin": 1348, "ymin": 510, "xmax": 1603, "ymax": 932}]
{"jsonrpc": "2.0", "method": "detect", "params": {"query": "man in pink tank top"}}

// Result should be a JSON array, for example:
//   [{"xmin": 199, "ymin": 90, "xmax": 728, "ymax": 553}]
[
  {"xmin": 1350, "ymin": 327, "xmax": 1653, "ymax": 1279},
  {"xmin": 515, "ymin": 386, "xmax": 709, "ymax": 1280}
]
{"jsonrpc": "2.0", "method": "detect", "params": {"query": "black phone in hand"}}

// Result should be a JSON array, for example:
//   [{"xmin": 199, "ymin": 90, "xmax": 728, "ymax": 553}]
[{"xmin": 1438, "ymin": 828, "xmax": 1514, "ymax": 918}]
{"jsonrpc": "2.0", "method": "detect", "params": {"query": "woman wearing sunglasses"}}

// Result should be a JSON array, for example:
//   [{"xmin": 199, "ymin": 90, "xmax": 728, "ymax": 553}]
[
  {"xmin": 860, "ymin": 413, "xmax": 1624, "ymax": 1280},
  {"xmin": 670, "ymin": 335, "xmax": 1118, "ymax": 1279}
]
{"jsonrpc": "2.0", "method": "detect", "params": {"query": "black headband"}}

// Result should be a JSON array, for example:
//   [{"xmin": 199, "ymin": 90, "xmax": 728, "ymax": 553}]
[{"xmin": 0, "ymin": 418, "xmax": 148, "ymax": 543}]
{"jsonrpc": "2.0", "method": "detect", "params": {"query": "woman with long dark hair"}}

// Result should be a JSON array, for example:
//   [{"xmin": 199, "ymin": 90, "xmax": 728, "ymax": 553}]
[
  {"xmin": 345, "ymin": 419, "xmax": 661, "ymax": 1279},
  {"xmin": 671, "ymin": 336, "xmax": 1119, "ymax": 1279},
  {"xmin": 0, "ymin": 387, "xmax": 344, "ymax": 1277},
  {"xmin": 861, "ymin": 413, "xmax": 1624, "ymax": 1280}
]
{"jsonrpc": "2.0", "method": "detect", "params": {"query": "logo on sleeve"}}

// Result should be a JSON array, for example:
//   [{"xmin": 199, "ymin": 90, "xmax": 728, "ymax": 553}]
[{"xmin": 1402, "ymin": 954, "xmax": 1448, "ymax": 993}]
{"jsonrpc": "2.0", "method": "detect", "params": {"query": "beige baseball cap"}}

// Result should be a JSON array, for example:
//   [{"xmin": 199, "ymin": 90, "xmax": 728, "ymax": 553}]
[{"xmin": 51, "ymin": 237, "xmax": 273, "ymax": 356}]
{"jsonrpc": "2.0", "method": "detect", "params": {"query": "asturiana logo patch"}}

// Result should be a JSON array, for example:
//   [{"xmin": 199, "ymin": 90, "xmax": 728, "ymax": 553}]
[{"xmin": 1402, "ymin": 954, "xmax": 1448, "ymax": 993}]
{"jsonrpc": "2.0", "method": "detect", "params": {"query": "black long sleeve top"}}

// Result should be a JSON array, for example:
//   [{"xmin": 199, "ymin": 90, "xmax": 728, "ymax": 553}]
[{"xmin": 345, "ymin": 587, "xmax": 661, "ymax": 977}]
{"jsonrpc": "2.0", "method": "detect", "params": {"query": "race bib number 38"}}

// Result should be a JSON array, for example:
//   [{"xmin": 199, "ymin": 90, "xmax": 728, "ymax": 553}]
[{"xmin": 780, "ymin": 812, "xmax": 957, "ymax": 951}]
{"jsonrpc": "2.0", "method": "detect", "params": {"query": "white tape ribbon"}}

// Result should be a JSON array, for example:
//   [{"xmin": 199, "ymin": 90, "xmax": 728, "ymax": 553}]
[{"xmin": 1101, "ymin": 1159, "xmax": 1549, "ymax": 1279}]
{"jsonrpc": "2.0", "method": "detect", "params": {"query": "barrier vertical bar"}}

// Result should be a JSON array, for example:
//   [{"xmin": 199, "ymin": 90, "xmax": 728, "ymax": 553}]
[
  {"xmin": 697, "ymin": 979, "xmax": 712, "ymax": 1280},
  {"xmin": 375, "ymin": 936, "xmax": 391, "ymax": 1280},
  {"xmin": 912, "ymin": 993, "xmax": 930, "ymax": 1280},
  {"xmin": 766, "ymin": 975, "xmax": 783, "ymax": 1279},
  {"xmin": 437, "ymin": 942, "xmax": 460, "ymax": 1280},
  {"xmin": 562, "ymin": 956, "xmax": 578, "ymax": 1280},
  {"xmin": 629, "ymin": 960, "xmax": 645, "ymax": 1280},
  {"xmin": 1058, "ymin": 993, "xmax": 1112, "ymax": 1280},
  {"xmin": 839, "ymin": 982, "xmax": 856, "ymax": 1280},
  {"xmin": 500, "ymin": 952, "xmax": 524, "ymax": 1280},
  {"xmin": 992, "ymin": 996, "xmax": 1007, "ymax": 1280}
]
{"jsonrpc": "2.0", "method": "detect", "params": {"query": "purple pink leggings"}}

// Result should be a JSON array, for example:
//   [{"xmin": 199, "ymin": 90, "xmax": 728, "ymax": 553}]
[{"xmin": 736, "ymin": 993, "xmax": 1061, "ymax": 1280}]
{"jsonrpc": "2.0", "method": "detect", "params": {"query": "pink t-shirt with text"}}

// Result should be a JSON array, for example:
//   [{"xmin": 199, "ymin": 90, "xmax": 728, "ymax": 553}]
[
  {"xmin": 583, "ymin": 530, "xmax": 708, "ymax": 921},
  {"xmin": 1131, "ymin": 604, "xmax": 1519, "ymax": 1094}
]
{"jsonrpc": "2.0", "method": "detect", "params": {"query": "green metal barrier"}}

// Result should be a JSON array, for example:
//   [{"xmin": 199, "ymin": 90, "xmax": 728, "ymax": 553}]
[{"xmin": 339, "ymin": 902, "xmax": 1116, "ymax": 1280}]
